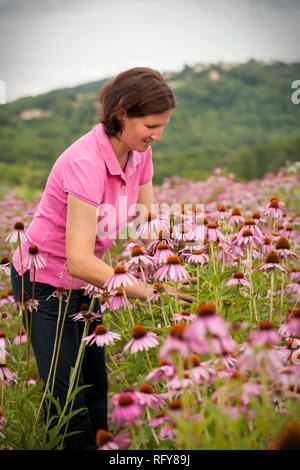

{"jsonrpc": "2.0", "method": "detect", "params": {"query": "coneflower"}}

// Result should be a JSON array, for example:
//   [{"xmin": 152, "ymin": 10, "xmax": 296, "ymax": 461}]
[
  {"xmin": 275, "ymin": 236, "xmax": 298, "ymax": 261},
  {"xmin": 282, "ymin": 225, "xmax": 296, "ymax": 240},
  {"xmin": 154, "ymin": 255, "xmax": 190, "ymax": 283},
  {"xmin": 254, "ymin": 250, "xmax": 288, "ymax": 274},
  {"xmin": 95, "ymin": 429, "xmax": 130, "ymax": 450},
  {"xmin": 215, "ymin": 205, "xmax": 230, "ymax": 221},
  {"xmin": 228, "ymin": 208, "xmax": 244, "ymax": 226},
  {"xmin": 152, "ymin": 243, "xmax": 176, "ymax": 265},
  {"xmin": 104, "ymin": 265, "xmax": 139, "ymax": 291},
  {"xmin": 264, "ymin": 197, "xmax": 285, "ymax": 219},
  {"xmin": 0, "ymin": 258, "xmax": 10, "ymax": 276},
  {"xmin": 24, "ymin": 245, "xmax": 47, "ymax": 270},
  {"xmin": 123, "ymin": 325, "xmax": 159, "ymax": 354},
  {"xmin": 225, "ymin": 271, "xmax": 251, "ymax": 288},
  {"xmin": 83, "ymin": 324, "xmax": 121, "ymax": 347},
  {"xmin": 269, "ymin": 422, "xmax": 300, "ymax": 450},
  {"xmin": 5, "ymin": 221, "xmax": 32, "ymax": 244},
  {"xmin": 145, "ymin": 358, "xmax": 177, "ymax": 383},
  {"xmin": 125, "ymin": 245, "xmax": 156, "ymax": 271},
  {"xmin": 206, "ymin": 222, "xmax": 224, "ymax": 242},
  {"xmin": 111, "ymin": 392, "xmax": 142, "ymax": 424},
  {"xmin": 158, "ymin": 324, "xmax": 189, "ymax": 359},
  {"xmin": 135, "ymin": 383, "xmax": 166, "ymax": 411}
]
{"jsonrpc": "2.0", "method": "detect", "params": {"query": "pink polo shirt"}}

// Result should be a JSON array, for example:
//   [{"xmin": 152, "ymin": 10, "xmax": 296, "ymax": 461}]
[{"xmin": 12, "ymin": 123, "xmax": 153, "ymax": 290}]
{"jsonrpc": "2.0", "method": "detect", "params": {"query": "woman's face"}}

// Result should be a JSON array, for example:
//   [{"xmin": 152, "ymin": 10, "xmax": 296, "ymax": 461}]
[{"xmin": 119, "ymin": 109, "xmax": 172, "ymax": 153}]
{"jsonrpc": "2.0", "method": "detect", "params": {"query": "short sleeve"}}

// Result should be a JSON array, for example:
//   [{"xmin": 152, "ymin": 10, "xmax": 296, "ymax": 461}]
[
  {"xmin": 62, "ymin": 156, "xmax": 105, "ymax": 207},
  {"xmin": 139, "ymin": 146, "xmax": 154, "ymax": 185}
]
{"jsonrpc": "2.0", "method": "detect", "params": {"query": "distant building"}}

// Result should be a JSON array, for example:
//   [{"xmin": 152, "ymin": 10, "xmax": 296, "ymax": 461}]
[{"xmin": 20, "ymin": 108, "xmax": 52, "ymax": 120}]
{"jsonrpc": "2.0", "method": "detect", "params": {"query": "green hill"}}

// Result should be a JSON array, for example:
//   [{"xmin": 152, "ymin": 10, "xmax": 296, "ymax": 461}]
[{"xmin": 0, "ymin": 59, "xmax": 299, "ymax": 191}]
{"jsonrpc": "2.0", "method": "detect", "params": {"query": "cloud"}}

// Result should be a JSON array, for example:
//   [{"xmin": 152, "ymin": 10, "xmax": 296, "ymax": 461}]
[{"xmin": 247, "ymin": 0, "xmax": 300, "ymax": 9}]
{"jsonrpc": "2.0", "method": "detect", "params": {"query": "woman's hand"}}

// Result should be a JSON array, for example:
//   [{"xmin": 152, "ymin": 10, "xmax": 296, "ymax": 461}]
[{"xmin": 163, "ymin": 284, "xmax": 196, "ymax": 304}]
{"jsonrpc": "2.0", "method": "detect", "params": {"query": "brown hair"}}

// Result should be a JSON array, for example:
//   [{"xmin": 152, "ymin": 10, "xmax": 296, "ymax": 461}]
[{"xmin": 98, "ymin": 67, "xmax": 176, "ymax": 137}]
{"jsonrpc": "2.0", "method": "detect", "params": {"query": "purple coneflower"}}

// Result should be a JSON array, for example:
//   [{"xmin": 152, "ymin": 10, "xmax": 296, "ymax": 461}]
[
  {"xmin": 16, "ymin": 291, "xmax": 39, "ymax": 313},
  {"xmin": 225, "ymin": 272, "xmax": 251, "ymax": 288},
  {"xmin": 186, "ymin": 249, "xmax": 209, "ymax": 265},
  {"xmin": 264, "ymin": 197, "xmax": 285, "ymax": 220},
  {"xmin": 285, "ymin": 281, "xmax": 300, "ymax": 303},
  {"xmin": 206, "ymin": 222, "xmax": 224, "ymax": 242},
  {"xmin": 83, "ymin": 324, "xmax": 121, "ymax": 347},
  {"xmin": 5, "ymin": 221, "xmax": 32, "ymax": 244},
  {"xmin": 24, "ymin": 245, "xmax": 47, "ymax": 270},
  {"xmin": 135, "ymin": 384, "xmax": 166, "ymax": 411},
  {"xmin": 111, "ymin": 392, "xmax": 142, "ymax": 424},
  {"xmin": 214, "ymin": 205, "xmax": 230, "ymax": 221},
  {"xmin": 282, "ymin": 225, "xmax": 296, "ymax": 240},
  {"xmin": 152, "ymin": 243, "xmax": 176, "ymax": 265},
  {"xmin": 123, "ymin": 325, "xmax": 159, "ymax": 354},
  {"xmin": 13, "ymin": 329, "xmax": 27, "ymax": 345},
  {"xmin": 158, "ymin": 324, "xmax": 189, "ymax": 359},
  {"xmin": 154, "ymin": 255, "xmax": 190, "ymax": 283},
  {"xmin": 261, "ymin": 236, "xmax": 273, "ymax": 255},
  {"xmin": 125, "ymin": 245, "xmax": 156, "ymax": 271},
  {"xmin": 247, "ymin": 321, "xmax": 281, "ymax": 347},
  {"xmin": 275, "ymin": 236, "xmax": 299, "ymax": 261},
  {"xmin": 96, "ymin": 429, "xmax": 130, "ymax": 450},
  {"xmin": 172, "ymin": 310, "xmax": 198, "ymax": 323},
  {"xmin": 145, "ymin": 358, "xmax": 177, "ymax": 383},
  {"xmin": 70, "ymin": 303, "xmax": 102, "ymax": 322},
  {"xmin": 228, "ymin": 208, "xmax": 244, "ymax": 226},
  {"xmin": 0, "ymin": 257, "xmax": 10, "ymax": 276},
  {"xmin": 104, "ymin": 265, "xmax": 138, "ymax": 291},
  {"xmin": 254, "ymin": 250, "xmax": 288, "ymax": 274},
  {"xmin": 0, "ymin": 362, "xmax": 17, "ymax": 385}
]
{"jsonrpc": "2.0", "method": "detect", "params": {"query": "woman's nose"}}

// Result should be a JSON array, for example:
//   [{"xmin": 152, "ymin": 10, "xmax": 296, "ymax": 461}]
[{"xmin": 151, "ymin": 127, "xmax": 163, "ymax": 142}]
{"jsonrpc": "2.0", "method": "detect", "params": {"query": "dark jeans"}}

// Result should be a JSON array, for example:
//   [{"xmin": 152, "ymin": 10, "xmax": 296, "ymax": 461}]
[{"xmin": 11, "ymin": 263, "xmax": 108, "ymax": 450}]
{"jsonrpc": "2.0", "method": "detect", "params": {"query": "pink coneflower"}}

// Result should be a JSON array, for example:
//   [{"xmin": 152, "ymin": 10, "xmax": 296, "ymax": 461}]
[
  {"xmin": 186, "ymin": 216, "xmax": 208, "ymax": 242},
  {"xmin": 135, "ymin": 212, "xmax": 167, "ymax": 240},
  {"xmin": 149, "ymin": 412, "xmax": 172, "ymax": 427},
  {"xmin": 225, "ymin": 272, "xmax": 251, "ymax": 288},
  {"xmin": 251, "ymin": 211, "xmax": 265, "ymax": 225},
  {"xmin": 145, "ymin": 229, "xmax": 177, "ymax": 255},
  {"xmin": 145, "ymin": 358, "xmax": 177, "ymax": 383},
  {"xmin": 172, "ymin": 310, "xmax": 198, "ymax": 322},
  {"xmin": 24, "ymin": 245, "xmax": 47, "ymax": 271},
  {"xmin": 228, "ymin": 208, "xmax": 244, "ymax": 226},
  {"xmin": 282, "ymin": 225, "xmax": 296, "ymax": 240},
  {"xmin": 152, "ymin": 243, "xmax": 176, "ymax": 265},
  {"xmin": 83, "ymin": 324, "xmax": 121, "ymax": 347},
  {"xmin": 81, "ymin": 283, "xmax": 102, "ymax": 297},
  {"xmin": 13, "ymin": 329, "xmax": 27, "ymax": 345},
  {"xmin": 286, "ymin": 282, "xmax": 300, "ymax": 303},
  {"xmin": 214, "ymin": 205, "xmax": 230, "ymax": 221},
  {"xmin": 0, "ymin": 362, "xmax": 17, "ymax": 384},
  {"xmin": 154, "ymin": 256, "xmax": 190, "ymax": 283},
  {"xmin": 135, "ymin": 384, "xmax": 166, "ymax": 411},
  {"xmin": 264, "ymin": 197, "xmax": 285, "ymax": 220},
  {"xmin": 123, "ymin": 325, "xmax": 159, "ymax": 354},
  {"xmin": 0, "ymin": 257, "xmax": 10, "ymax": 276},
  {"xmin": 254, "ymin": 251, "xmax": 288, "ymax": 274},
  {"xmin": 280, "ymin": 307, "xmax": 300, "ymax": 338},
  {"xmin": 182, "ymin": 354, "xmax": 210, "ymax": 383},
  {"xmin": 46, "ymin": 287, "xmax": 68, "ymax": 301},
  {"xmin": 183, "ymin": 303, "xmax": 235, "ymax": 355},
  {"xmin": 104, "ymin": 265, "xmax": 139, "ymax": 291},
  {"xmin": 5, "ymin": 221, "xmax": 32, "ymax": 244},
  {"xmin": 247, "ymin": 321, "xmax": 281, "ymax": 347},
  {"xmin": 261, "ymin": 237, "xmax": 273, "ymax": 255},
  {"xmin": 100, "ymin": 289, "xmax": 132, "ymax": 311},
  {"xmin": 275, "ymin": 237, "xmax": 299, "ymax": 261},
  {"xmin": 236, "ymin": 343, "xmax": 284, "ymax": 380},
  {"xmin": 206, "ymin": 222, "xmax": 224, "ymax": 242},
  {"xmin": 186, "ymin": 249, "xmax": 209, "ymax": 265},
  {"xmin": 16, "ymin": 291, "xmax": 39, "ymax": 313},
  {"xmin": 289, "ymin": 269, "xmax": 300, "ymax": 282},
  {"xmin": 158, "ymin": 324, "xmax": 189, "ymax": 359},
  {"xmin": 111, "ymin": 392, "xmax": 142, "ymax": 424},
  {"xmin": 96, "ymin": 429, "xmax": 130, "ymax": 450},
  {"xmin": 125, "ymin": 245, "xmax": 156, "ymax": 271},
  {"xmin": 236, "ymin": 228, "xmax": 261, "ymax": 248},
  {"xmin": 165, "ymin": 370, "xmax": 193, "ymax": 390},
  {"xmin": 0, "ymin": 331, "xmax": 10, "ymax": 350},
  {"xmin": 70, "ymin": 303, "xmax": 102, "ymax": 322}
]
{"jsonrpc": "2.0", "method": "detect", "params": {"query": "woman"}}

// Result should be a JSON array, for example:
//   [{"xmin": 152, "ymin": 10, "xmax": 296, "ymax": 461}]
[{"xmin": 10, "ymin": 67, "xmax": 193, "ymax": 450}]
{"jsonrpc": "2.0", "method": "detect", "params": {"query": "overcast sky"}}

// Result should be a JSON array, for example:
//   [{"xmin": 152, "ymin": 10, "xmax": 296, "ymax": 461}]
[{"xmin": 0, "ymin": 0, "xmax": 299, "ymax": 102}]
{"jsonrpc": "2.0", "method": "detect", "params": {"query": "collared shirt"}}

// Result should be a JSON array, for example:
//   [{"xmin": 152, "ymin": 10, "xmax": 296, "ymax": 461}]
[{"xmin": 12, "ymin": 123, "xmax": 153, "ymax": 289}]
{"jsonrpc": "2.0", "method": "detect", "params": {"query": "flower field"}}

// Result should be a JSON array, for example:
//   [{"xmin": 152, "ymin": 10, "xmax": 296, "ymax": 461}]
[{"xmin": 0, "ymin": 165, "xmax": 300, "ymax": 450}]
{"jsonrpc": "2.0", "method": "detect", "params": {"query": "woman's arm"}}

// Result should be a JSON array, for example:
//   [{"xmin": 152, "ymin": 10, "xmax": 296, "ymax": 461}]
[{"xmin": 66, "ymin": 193, "xmax": 154, "ymax": 300}]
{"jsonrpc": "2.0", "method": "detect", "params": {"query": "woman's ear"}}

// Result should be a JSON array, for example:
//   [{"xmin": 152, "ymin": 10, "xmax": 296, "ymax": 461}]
[{"xmin": 116, "ymin": 108, "xmax": 127, "ymax": 121}]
